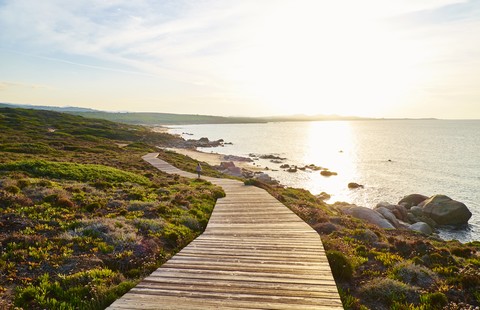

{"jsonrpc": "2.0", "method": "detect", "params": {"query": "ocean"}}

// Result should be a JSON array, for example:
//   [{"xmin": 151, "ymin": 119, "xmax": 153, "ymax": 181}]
[{"xmin": 167, "ymin": 120, "xmax": 480, "ymax": 242}]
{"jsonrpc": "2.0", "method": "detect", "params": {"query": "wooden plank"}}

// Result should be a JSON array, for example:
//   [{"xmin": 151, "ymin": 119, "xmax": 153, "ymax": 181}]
[{"xmin": 106, "ymin": 154, "xmax": 343, "ymax": 309}]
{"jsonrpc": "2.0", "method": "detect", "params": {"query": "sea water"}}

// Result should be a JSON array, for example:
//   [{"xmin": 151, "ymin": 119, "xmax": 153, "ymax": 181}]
[{"xmin": 168, "ymin": 120, "xmax": 480, "ymax": 242}]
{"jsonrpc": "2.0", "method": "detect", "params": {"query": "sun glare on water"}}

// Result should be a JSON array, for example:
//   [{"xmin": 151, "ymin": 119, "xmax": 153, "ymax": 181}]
[
  {"xmin": 232, "ymin": 1, "xmax": 431, "ymax": 117},
  {"xmin": 302, "ymin": 121, "xmax": 358, "ymax": 202}
]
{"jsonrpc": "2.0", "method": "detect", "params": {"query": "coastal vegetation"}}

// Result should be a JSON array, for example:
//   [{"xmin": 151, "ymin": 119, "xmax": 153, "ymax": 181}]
[
  {"xmin": 1, "ymin": 107, "xmax": 478, "ymax": 309},
  {"xmin": 0, "ymin": 108, "xmax": 224, "ymax": 309}
]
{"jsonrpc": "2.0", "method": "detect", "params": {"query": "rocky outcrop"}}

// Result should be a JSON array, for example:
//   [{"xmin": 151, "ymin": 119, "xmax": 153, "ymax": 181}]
[
  {"xmin": 249, "ymin": 154, "xmax": 286, "ymax": 161},
  {"xmin": 342, "ymin": 206, "xmax": 395, "ymax": 229},
  {"xmin": 181, "ymin": 137, "xmax": 227, "ymax": 148},
  {"xmin": 375, "ymin": 207, "xmax": 401, "ymax": 228},
  {"xmin": 421, "ymin": 195, "xmax": 472, "ymax": 226},
  {"xmin": 398, "ymin": 194, "xmax": 429, "ymax": 209},
  {"xmin": 376, "ymin": 202, "xmax": 409, "ymax": 222},
  {"xmin": 254, "ymin": 173, "xmax": 278, "ymax": 184},
  {"xmin": 409, "ymin": 222, "xmax": 433, "ymax": 235},
  {"xmin": 222, "ymin": 155, "xmax": 252, "ymax": 162},
  {"xmin": 216, "ymin": 161, "xmax": 243, "ymax": 177},
  {"xmin": 339, "ymin": 194, "xmax": 471, "ymax": 236}
]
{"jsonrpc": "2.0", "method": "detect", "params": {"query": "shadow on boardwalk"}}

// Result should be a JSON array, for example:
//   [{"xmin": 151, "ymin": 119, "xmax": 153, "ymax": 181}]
[{"xmin": 107, "ymin": 153, "xmax": 343, "ymax": 310}]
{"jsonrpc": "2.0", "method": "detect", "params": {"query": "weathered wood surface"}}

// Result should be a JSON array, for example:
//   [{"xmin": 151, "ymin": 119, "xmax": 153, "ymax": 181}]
[{"xmin": 107, "ymin": 153, "xmax": 343, "ymax": 309}]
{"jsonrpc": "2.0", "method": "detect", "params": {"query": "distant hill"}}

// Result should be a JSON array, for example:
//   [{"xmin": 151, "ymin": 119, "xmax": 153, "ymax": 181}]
[
  {"xmin": 0, "ymin": 102, "xmax": 377, "ymax": 125},
  {"xmin": 70, "ymin": 111, "xmax": 263, "ymax": 125},
  {"xmin": 0, "ymin": 102, "xmax": 97, "ymax": 113},
  {"xmin": 0, "ymin": 102, "xmax": 263, "ymax": 125}
]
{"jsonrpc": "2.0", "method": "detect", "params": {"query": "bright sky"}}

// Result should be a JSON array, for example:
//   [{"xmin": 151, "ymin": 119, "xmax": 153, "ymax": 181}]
[{"xmin": 1, "ymin": 0, "xmax": 479, "ymax": 118}]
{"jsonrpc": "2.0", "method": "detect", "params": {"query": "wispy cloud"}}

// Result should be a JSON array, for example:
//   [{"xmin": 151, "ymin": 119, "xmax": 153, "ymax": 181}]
[
  {"xmin": 0, "ymin": 0, "xmax": 267, "ymax": 86},
  {"xmin": 0, "ymin": 81, "xmax": 52, "ymax": 91},
  {"xmin": 0, "ymin": 0, "xmax": 472, "ymax": 82}
]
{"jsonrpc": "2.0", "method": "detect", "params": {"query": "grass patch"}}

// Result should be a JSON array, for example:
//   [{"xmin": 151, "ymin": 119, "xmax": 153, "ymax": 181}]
[{"xmin": 0, "ymin": 160, "xmax": 151, "ymax": 185}]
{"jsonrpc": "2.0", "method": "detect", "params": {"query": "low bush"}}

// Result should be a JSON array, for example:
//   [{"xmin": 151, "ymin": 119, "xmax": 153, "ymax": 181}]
[
  {"xmin": 359, "ymin": 278, "xmax": 418, "ymax": 307},
  {"xmin": 392, "ymin": 262, "xmax": 438, "ymax": 289},
  {"xmin": 326, "ymin": 250, "xmax": 354, "ymax": 281},
  {"xmin": 0, "ymin": 142, "xmax": 55, "ymax": 154},
  {"xmin": 420, "ymin": 292, "xmax": 448, "ymax": 309},
  {"xmin": 0, "ymin": 160, "xmax": 151, "ymax": 185}
]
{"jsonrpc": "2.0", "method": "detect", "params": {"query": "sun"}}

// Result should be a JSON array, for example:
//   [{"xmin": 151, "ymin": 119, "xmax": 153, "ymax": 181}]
[{"xmin": 230, "ymin": 1, "xmax": 431, "ymax": 117}]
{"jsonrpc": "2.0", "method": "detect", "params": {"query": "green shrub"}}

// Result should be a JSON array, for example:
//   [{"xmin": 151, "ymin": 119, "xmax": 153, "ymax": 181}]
[
  {"xmin": 339, "ymin": 288, "xmax": 368, "ymax": 310},
  {"xmin": 15, "ymin": 269, "xmax": 130, "ymax": 310},
  {"xmin": 16, "ymin": 178, "xmax": 31, "ymax": 188},
  {"xmin": 0, "ymin": 142, "xmax": 55, "ymax": 154},
  {"xmin": 420, "ymin": 292, "xmax": 448, "ymax": 309},
  {"xmin": 85, "ymin": 202, "xmax": 102, "ymax": 212},
  {"xmin": 392, "ymin": 262, "xmax": 438, "ymax": 288},
  {"xmin": 451, "ymin": 246, "xmax": 474, "ymax": 258},
  {"xmin": 355, "ymin": 245, "xmax": 368, "ymax": 257},
  {"xmin": 5, "ymin": 185, "xmax": 20, "ymax": 194},
  {"xmin": 373, "ymin": 251, "xmax": 403, "ymax": 267},
  {"xmin": 359, "ymin": 278, "xmax": 418, "ymax": 306},
  {"xmin": 0, "ymin": 160, "xmax": 151, "ymax": 185},
  {"xmin": 326, "ymin": 250, "xmax": 354, "ymax": 281}
]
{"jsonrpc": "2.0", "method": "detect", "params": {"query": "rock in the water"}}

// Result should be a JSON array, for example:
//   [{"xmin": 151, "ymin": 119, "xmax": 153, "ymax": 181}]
[
  {"xmin": 320, "ymin": 170, "xmax": 337, "ymax": 177},
  {"xmin": 398, "ymin": 194, "xmax": 429, "ymax": 209},
  {"xmin": 348, "ymin": 182, "xmax": 364, "ymax": 189},
  {"xmin": 409, "ymin": 222, "xmax": 433, "ymax": 235},
  {"xmin": 422, "ymin": 195, "xmax": 472, "ymax": 226},
  {"xmin": 342, "ymin": 206, "xmax": 395, "ymax": 229},
  {"xmin": 306, "ymin": 164, "xmax": 322, "ymax": 171},
  {"xmin": 287, "ymin": 166, "xmax": 297, "ymax": 173},
  {"xmin": 223, "ymin": 155, "xmax": 252, "ymax": 162}
]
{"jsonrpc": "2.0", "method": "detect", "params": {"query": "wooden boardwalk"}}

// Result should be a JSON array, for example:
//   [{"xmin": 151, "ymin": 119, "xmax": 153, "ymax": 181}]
[{"xmin": 107, "ymin": 153, "xmax": 343, "ymax": 309}]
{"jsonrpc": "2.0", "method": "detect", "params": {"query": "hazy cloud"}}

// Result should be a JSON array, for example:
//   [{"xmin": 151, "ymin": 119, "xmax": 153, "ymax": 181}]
[{"xmin": 0, "ymin": 81, "xmax": 52, "ymax": 91}]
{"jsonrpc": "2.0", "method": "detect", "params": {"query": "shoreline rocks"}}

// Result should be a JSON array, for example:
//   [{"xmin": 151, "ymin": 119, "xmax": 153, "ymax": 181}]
[
  {"xmin": 179, "ymin": 137, "xmax": 229, "ymax": 148},
  {"xmin": 341, "ymin": 205, "xmax": 396, "ymax": 229},
  {"xmin": 339, "ymin": 194, "xmax": 472, "ymax": 236},
  {"xmin": 421, "ymin": 195, "xmax": 472, "ymax": 226}
]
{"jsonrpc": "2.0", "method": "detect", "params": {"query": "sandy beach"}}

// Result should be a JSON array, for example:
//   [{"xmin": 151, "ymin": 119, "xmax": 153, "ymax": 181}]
[{"xmin": 165, "ymin": 147, "xmax": 263, "ymax": 171}]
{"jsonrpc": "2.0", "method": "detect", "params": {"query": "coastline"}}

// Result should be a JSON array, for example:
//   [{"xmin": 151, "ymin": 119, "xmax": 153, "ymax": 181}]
[{"xmin": 164, "ymin": 147, "xmax": 263, "ymax": 172}]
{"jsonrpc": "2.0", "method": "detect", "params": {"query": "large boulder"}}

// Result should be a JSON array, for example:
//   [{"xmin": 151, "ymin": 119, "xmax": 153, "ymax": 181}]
[
  {"xmin": 376, "ymin": 202, "xmax": 409, "ymax": 222},
  {"xmin": 410, "ymin": 206, "xmax": 424, "ymax": 217},
  {"xmin": 342, "ymin": 206, "xmax": 395, "ymax": 229},
  {"xmin": 422, "ymin": 195, "xmax": 472, "ymax": 226},
  {"xmin": 408, "ymin": 222, "xmax": 433, "ymax": 235},
  {"xmin": 375, "ymin": 207, "xmax": 401, "ymax": 228},
  {"xmin": 398, "ymin": 194, "xmax": 429, "ymax": 209}
]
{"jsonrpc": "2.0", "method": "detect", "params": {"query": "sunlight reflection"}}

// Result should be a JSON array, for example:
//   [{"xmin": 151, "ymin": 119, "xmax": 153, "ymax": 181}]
[{"xmin": 302, "ymin": 121, "xmax": 358, "ymax": 202}]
